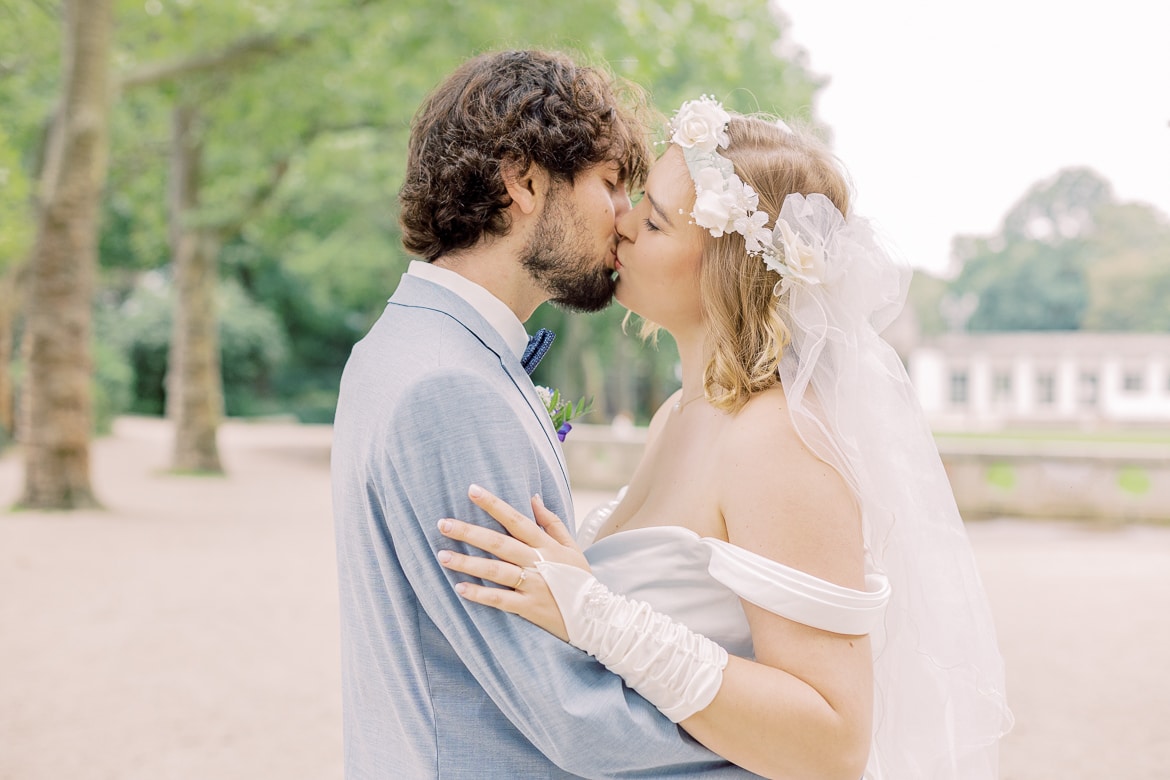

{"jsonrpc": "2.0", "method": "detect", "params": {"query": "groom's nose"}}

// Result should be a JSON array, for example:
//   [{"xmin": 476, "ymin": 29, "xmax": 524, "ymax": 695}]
[
  {"xmin": 616, "ymin": 199, "xmax": 638, "ymax": 243},
  {"xmin": 612, "ymin": 187, "xmax": 632, "ymax": 224}
]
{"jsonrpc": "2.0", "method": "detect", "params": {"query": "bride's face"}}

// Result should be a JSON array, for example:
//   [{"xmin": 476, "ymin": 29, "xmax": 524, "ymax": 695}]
[{"xmin": 613, "ymin": 146, "xmax": 705, "ymax": 330}]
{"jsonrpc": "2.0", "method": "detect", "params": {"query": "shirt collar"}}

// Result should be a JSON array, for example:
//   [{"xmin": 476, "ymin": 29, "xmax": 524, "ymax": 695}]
[{"xmin": 405, "ymin": 260, "xmax": 530, "ymax": 360}]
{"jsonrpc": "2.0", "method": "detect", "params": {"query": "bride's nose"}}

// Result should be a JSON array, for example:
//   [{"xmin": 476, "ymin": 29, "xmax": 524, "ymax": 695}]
[{"xmin": 616, "ymin": 204, "xmax": 637, "ymax": 243}]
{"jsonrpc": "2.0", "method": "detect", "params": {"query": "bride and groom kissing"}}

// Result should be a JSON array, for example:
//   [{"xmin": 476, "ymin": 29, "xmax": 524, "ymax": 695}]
[{"xmin": 331, "ymin": 49, "xmax": 1011, "ymax": 779}]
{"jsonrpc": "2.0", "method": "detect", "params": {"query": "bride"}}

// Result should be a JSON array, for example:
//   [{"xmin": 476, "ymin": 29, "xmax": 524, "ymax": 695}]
[{"xmin": 435, "ymin": 97, "xmax": 1013, "ymax": 779}]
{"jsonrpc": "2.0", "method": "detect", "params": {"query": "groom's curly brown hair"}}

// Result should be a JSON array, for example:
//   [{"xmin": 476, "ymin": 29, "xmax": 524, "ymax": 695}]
[{"xmin": 399, "ymin": 50, "xmax": 653, "ymax": 262}]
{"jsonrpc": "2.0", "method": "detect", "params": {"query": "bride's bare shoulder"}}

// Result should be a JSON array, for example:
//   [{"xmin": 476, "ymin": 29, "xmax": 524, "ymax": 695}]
[
  {"xmin": 721, "ymin": 384, "xmax": 806, "ymax": 455},
  {"xmin": 716, "ymin": 384, "xmax": 864, "ymax": 585}
]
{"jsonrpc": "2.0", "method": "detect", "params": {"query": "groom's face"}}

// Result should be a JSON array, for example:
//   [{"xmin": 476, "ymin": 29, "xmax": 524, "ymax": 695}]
[{"xmin": 521, "ymin": 162, "xmax": 631, "ymax": 313}]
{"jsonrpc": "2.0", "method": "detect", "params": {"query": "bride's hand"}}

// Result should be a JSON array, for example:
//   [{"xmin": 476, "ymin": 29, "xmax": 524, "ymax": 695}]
[{"xmin": 436, "ymin": 484, "xmax": 588, "ymax": 642}]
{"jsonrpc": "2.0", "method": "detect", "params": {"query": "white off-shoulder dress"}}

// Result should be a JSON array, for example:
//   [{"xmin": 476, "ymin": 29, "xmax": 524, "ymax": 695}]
[{"xmin": 576, "ymin": 492, "xmax": 890, "ymax": 660}]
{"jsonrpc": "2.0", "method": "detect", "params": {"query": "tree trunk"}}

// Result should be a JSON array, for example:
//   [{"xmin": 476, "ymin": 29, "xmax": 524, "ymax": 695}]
[
  {"xmin": 166, "ymin": 103, "xmax": 223, "ymax": 473},
  {"xmin": 18, "ymin": 0, "xmax": 112, "ymax": 509}
]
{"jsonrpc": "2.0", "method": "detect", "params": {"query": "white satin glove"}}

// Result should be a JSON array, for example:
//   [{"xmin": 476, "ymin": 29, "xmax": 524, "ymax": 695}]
[{"xmin": 536, "ymin": 560, "xmax": 728, "ymax": 723}]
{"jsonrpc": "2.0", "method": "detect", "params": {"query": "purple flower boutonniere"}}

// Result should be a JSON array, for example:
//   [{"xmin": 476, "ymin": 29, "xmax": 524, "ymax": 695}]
[{"xmin": 535, "ymin": 385, "xmax": 592, "ymax": 442}]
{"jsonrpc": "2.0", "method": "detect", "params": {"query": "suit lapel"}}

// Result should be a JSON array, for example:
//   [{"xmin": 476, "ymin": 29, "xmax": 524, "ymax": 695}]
[{"xmin": 388, "ymin": 276, "xmax": 573, "ymax": 513}]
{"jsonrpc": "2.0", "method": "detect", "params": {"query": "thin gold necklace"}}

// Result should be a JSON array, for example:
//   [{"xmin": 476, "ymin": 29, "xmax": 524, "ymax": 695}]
[{"xmin": 673, "ymin": 391, "xmax": 705, "ymax": 413}]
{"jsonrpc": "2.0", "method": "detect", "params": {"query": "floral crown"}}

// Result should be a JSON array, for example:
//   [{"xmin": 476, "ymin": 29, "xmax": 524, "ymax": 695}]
[{"xmin": 669, "ymin": 96, "xmax": 826, "ymax": 292}]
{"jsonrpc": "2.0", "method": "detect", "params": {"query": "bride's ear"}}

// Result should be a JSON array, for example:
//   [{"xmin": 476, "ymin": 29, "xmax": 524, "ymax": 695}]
[{"xmin": 501, "ymin": 160, "xmax": 550, "ymax": 216}]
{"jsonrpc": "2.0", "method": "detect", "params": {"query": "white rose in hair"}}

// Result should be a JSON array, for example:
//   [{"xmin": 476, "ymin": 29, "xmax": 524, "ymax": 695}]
[
  {"xmin": 670, "ymin": 97, "xmax": 731, "ymax": 152},
  {"xmin": 692, "ymin": 189, "xmax": 736, "ymax": 236},
  {"xmin": 772, "ymin": 219, "xmax": 827, "ymax": 291},
  {"xmin": 693, "ymin": 165, "xmax": 727, "ymax": 194}
]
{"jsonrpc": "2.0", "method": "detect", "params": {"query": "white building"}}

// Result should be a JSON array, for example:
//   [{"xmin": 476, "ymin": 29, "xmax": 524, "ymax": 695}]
[{"xmin": 909, "ymin": 332, "xmax": 1170, "ymax": 430}]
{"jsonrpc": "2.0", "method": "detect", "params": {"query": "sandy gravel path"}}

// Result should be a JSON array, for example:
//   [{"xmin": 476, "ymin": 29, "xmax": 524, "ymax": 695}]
[{"xmin": 1, "ymin": 417, "xmax": 1167, "ymax": 779}]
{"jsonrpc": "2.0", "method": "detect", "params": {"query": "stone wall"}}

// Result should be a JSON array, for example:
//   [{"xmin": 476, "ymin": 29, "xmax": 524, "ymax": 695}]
[
  {"xmin": 937, "ymin": 438, "xmax": 1170, "ymax": 523},
  {"xmin": 561, "ymin": 423, "xmax": 647, "ymax": 492}
]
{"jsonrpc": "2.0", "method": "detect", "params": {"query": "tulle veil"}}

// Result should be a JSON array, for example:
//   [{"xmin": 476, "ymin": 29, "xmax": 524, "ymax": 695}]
[{"xmin": 774, "ymin": 193, "xmax": 1014, "ymax": 779}]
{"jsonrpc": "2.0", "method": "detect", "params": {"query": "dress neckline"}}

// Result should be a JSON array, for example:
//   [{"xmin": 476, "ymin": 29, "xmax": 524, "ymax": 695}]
[
  {"xmin": 589, "ymin": 523, "xmax": 889, "ymax": 603},
  {"xmin": 590, "ymin": 523, "xmax": 706, "ymax": 549}
]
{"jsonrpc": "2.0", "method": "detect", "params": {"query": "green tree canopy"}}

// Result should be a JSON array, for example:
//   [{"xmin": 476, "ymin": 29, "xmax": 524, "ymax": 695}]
[
  {"xmin": 1082, "ymin": 202, "xmax": 1170, "ymax": 331},
  {"xmin": 946, "ymin": 167, "xmax": 1170, "ymax": 333},
  {"xmin": 5, "ymin": 0, "xmax": 827, "ymax": 424},
  {"xmin": 0, "ymin": 128, "xmax": 32, "ymax": 270},
  {"xmin": 950, "ymin": 168, "xmax": 1107, "ymax": 331}
]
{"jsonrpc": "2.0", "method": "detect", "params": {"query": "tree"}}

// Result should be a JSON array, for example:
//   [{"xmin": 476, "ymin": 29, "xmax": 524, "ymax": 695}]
[
  {"xmin": 6, "ymin": 0, "xmax": 828, "ymax": 461},
  {"xmin": 1082, "ymin": 202, "xmax": 1170, "ymax": 331},
  {"xmin": 117, "ymin": 7, "xmax": 318, "ymax": 472},
  {"xmin": 905, "ymin": 271, "xmax": 950, "ymax": 338},
  {"xmin": 949, "ymin": 168, "xmax": 1114, "ymax": 331},
  {"xmin": 114, "ymin": 0, "xmax": 826, "ymax": 427},
  {"xmin": 1000, "ymin": 167, "xmax": 1112, "ymax": 244},
  {"xmin": 946, "ymin": 167, "xmax": 1170, "ymax": 334},
  {"xmin": 19, "ymin": 0, "xmax": 113, "ymax": 508},
  {"xmin": 166, "ymin": 103, "xmax": 224, "ymax": 471}
]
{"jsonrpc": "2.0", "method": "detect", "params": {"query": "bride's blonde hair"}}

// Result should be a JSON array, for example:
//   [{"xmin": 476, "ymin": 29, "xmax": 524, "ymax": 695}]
[{"xmin": 698, "ymin": 115, "xmax": 851, "ymax": 413}]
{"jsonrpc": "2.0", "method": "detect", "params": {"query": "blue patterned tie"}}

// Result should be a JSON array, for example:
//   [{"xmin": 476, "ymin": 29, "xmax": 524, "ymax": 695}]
[{"xmin": 520, "ymin": 328, "xmax": 555, "ymax": 375}]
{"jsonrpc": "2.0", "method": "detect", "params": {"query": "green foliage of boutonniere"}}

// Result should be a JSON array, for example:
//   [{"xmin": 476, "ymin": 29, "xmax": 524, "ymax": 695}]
[{"xmin": 535, "ymin": 385, "xmax": 592, "ymax": 442}]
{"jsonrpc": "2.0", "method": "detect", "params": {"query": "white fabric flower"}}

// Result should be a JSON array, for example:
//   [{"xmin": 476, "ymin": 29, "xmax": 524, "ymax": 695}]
[
  {"xmin": 729, "ymin": 178, "xmax": 760, "ymax": 218},
  {"xmin": 670, "ymin": 97, "xmax": 731, "ymax": 152},
  {"xmin": 692, "ymin": 165, "xmax": 727, "ymax": 194},
  {"xmin": 735, "ymin": 210, "xmax": 772, "ymax": 254},
  {"xmin": 772, "ymin": 218, "xmax": 827, "ymax": 292},
  {"xmin": 692, "ymin": 189, "xmax": 736, "ymax": 236}
]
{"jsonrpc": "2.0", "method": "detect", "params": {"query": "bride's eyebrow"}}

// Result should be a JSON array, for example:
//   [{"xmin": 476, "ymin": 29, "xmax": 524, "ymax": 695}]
[{"xmin": 645, "ymin": 191, "xmax": 675, "ymax": 227}]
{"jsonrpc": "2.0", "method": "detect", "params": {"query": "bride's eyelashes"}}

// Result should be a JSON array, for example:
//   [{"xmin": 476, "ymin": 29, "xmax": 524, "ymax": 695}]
[{"xmin": 643, "ymin": 218, "xmax": 660, "ymax": 232}]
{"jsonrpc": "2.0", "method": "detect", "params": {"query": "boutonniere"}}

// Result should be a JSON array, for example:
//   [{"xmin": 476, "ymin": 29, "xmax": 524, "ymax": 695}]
[{"xmin": 535, "ymin": 385, "xmax": 592, "ymax": 442}]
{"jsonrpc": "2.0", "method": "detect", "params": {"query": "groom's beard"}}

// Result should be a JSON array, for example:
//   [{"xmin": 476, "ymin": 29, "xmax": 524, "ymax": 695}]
[{"xmin": 521, "ymin": 193, "xmax": 616, "ymax": 314}]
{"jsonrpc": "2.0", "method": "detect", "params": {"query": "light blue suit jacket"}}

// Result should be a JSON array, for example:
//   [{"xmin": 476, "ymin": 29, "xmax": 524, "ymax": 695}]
[{"xmin": 332, "ymin": 275, "xmax": 758, "ymax": 778}]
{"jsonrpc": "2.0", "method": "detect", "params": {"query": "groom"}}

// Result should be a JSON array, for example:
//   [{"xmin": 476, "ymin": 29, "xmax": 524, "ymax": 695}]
[{"xmin": 332, "ymin": 51, "xmax": 754, "ymax": 778}]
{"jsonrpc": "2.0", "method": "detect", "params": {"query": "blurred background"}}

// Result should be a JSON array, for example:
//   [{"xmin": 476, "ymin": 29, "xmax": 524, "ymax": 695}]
[
  {"xmin": 1, "ymin": 0, "xmax": 1168, "ymax": 778},
  {"xmin": 2, "ymin": 0, "xmax": 1168, "ymax": 447}
]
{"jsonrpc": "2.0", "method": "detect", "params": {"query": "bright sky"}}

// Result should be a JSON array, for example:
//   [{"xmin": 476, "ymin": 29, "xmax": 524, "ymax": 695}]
[{"xmin": 775, "ymin": 0, "xmax": 1170, "ymax": 276}]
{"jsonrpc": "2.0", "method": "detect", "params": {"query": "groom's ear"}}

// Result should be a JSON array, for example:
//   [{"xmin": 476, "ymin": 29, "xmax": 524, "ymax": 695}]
[{"xmin": 501, "ymin": 160, "xmax": 550, "ymax": 217}]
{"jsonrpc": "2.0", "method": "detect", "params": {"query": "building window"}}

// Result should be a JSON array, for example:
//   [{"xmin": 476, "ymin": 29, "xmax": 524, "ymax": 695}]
[
  {"xmin": 1123, "ymin": 370, "xmax": 1145, "ymax": 393},
  {"xmin": 1078, "ymin": 372, "xmax": 1099, "ymax": 407},
  {"xmin": 992, "ymin": 371, "xmax": 1013, "ymax": 403},
  {"xmin": 1036, "ymin": 371, "xmax": 1056, "ymax": 406},
  {"xmin": 950, "ymin": 369, "xmax": 969, "ymax": 406}
]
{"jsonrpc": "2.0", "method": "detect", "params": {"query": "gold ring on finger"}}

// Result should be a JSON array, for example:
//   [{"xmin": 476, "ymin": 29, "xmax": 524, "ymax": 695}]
[{"xmin": 513, "ymin": 568, "xmax": 527, "ymax": 589}]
